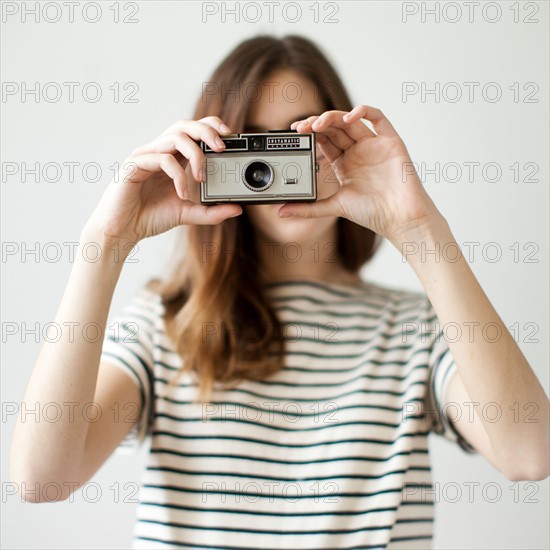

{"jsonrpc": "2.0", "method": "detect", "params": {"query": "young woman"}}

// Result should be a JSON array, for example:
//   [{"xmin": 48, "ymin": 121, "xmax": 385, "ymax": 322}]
[{"xmin": 11, "ymin": 35, "xmax": 549, "ymax": 549}]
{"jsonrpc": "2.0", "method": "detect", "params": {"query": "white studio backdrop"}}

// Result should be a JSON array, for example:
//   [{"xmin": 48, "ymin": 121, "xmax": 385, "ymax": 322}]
[{"xmin": 1, "ymin": 1, "xmax": 548, "ymax": 548}]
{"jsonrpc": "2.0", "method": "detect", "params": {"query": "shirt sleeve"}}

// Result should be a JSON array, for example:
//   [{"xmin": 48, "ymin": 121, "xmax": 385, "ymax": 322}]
[
  {"xmin": 424, "ymin": 297, "xmax": 477, "ymax": 453},
  {"xmin": 100, "ymin": 287, "xmax": 158, "ymax": 455}
]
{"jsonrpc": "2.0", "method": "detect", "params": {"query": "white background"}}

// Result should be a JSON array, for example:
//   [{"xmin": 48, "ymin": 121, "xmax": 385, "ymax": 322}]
[{"xmin": 2, "ymin": 1, "xmax": 548, "ymax": 548}]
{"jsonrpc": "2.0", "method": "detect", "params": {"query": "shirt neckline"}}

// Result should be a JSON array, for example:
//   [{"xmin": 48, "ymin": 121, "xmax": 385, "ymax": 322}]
[{"xmin": 261, "ymin": 278, "xmax": 370, "ymax": 290}]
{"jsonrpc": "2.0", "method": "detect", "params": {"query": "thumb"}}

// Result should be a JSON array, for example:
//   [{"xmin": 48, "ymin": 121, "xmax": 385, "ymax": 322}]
[{"xmin": 278, "ymin": 194, "xmax": 341, "ymax": 219}]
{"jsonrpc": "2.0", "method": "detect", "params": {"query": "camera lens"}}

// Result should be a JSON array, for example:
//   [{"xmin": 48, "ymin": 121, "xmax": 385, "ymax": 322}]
[{"xmin": 243, "ymin": 161, "xmax": 274, "ymax": 191}]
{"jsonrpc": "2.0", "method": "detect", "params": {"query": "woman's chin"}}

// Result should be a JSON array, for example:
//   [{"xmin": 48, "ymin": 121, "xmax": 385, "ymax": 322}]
[
  {"xmin": 262, "ymin": 208, "xmax": 337, "ymax": 244},
  {"xmin": 244, "ymin": 202, "xmax": 338, "ymax": 245}
]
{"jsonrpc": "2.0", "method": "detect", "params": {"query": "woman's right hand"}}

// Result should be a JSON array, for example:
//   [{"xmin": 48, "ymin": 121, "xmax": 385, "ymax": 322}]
[{"xmin": 83, "ymin": 116, "xmax": 242, "ymax": 247}]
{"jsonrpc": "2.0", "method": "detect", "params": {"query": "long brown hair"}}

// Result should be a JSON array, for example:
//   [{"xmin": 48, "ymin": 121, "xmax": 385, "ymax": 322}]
[{"xmin": 151, "ymin": 35, "xmax": 380, "ymax": 401}]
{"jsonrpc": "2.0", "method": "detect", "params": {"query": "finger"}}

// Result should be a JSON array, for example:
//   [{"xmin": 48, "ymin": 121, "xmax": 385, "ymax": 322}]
[
  {"xmin": 160, "ymin": 120, "xmax": 227, "ymax": 152},
  {"xmin": 198, "ymin": 115, "xmax": 233, "ymax": 135},
  {"xmin": 313, "ymin": 110, "xmax": 376, "ymax": 141},
  {"xmin": 316, "ymin": 126, "xmax": 355, "ymax": 150},
  {"xmin": 277, "ymin": 193, "xmax": 341, "ymax": 219},
  {"xmin": 291, "ymin": 118, "xmax": 344, "ymax": 162},
  {"xmin": 290, "ymin": 115, "xmax": 319, "ymax": 131},
  {"xmin": 132, "ymin": 134, "xmax": 205, "ymax": 182},
  {"xmin": 315, "ymin": 133, "xmax": 343, "ymax": 164},
  {"xmin": 343, "ymin": 105, "xmax": 398, "ymax": 137},
  {"xmin": 310, "ymin": 110, "xmax": 347, "ymax": 130},
  {"xmin": 130, "ymin": 153, "xmax": 188, "ymax": 200},
  {"xmin": 180, "ymin": 202, "xmax": 243, "ymax": 225}
]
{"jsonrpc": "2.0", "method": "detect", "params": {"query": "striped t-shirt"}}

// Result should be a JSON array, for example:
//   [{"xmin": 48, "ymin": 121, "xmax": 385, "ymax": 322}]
[{"xmin": 100, "ymin": 278, "xmax": 476, "ymax": 550}]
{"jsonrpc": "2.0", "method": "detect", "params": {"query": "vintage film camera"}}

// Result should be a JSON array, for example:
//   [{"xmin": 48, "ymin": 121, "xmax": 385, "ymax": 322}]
[{"xmin": 199, "ymin": 131, "xmax": 318, "ymax": 204}]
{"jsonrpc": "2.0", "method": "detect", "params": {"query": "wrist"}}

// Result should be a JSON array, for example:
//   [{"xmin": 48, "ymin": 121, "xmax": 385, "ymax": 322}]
[
  {"xmin": 79, "ymin": 225, "xmax": 139, "ymax": 265},
  {"xmin": 388, "ymin": 212, "xmax": 451, "ymax": 252}
]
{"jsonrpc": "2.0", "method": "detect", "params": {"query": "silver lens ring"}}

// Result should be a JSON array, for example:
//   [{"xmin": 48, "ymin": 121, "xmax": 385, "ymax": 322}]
[{"xmin": 242, "ymin": 160, "xmax": 275, "ymax": 192}]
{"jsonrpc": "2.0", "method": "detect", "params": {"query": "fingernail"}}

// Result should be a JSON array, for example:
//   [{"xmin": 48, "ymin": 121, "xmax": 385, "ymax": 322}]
[
  {"xmin": 215, "ymin": 137, "xmax": 225, "ymax": 148},
  {"xmin": 220, "ymin": 124, "xmax": 231, "ymax": 133},
  {"xmin": 279, "ymin": 210, "xmax": 293, "ymax": 218}
]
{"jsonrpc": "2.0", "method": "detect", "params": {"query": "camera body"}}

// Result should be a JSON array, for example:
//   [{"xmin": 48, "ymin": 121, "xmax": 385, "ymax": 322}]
[{"xmin": 199, "ymin": 131, "xmax": 317, "ymax": 204}]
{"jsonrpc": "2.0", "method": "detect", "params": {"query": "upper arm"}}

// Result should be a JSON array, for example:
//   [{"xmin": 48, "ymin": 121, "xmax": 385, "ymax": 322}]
[
  {"xmin": 444, "ymin": 369, "xmax": 500, "ymax": 469},
  {"xmin": 76, "ymin": 361, "xmax": 143, "ymax": 486}
]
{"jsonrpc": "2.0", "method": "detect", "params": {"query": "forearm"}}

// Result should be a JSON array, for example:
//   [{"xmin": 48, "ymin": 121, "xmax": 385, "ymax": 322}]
[
  {"xmin": 390, "ymin": 214, "xmax": 549, "ymax": 462},
  {"xmin": 10, "ymin": 229, "xmax": 126, "ymax": 485}
]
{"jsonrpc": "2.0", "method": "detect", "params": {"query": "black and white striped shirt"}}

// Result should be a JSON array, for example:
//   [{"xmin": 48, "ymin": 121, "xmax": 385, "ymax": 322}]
[{"xmin": 101, "ymin": 279, "xmax": 475, "ymax": 549}]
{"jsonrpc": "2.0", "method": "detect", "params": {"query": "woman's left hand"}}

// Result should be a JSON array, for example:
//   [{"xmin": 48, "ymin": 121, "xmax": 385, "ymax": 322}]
[{"xmin": 278, "ymin": 105, "xmax": 443, "ymax": 244}]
